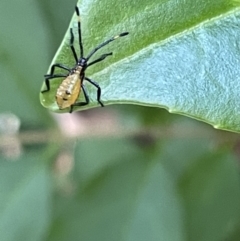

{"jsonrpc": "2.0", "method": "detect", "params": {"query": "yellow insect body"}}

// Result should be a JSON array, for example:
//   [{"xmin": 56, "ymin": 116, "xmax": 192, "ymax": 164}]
[
  {"xmin": 56, "ymin": 68, "xmax": 82, "ymax": 109},
  {"xmin": 41, "ymin": 6, "xmax": 129, "ymax": 113}
]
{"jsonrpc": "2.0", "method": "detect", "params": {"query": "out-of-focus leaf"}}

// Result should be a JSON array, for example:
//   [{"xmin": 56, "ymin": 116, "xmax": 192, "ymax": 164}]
[
  {"xmin": 0, "ymin": 153, "xmax": 52, "ymax": 241},
  {"xmin": 0, "ymin": 0, "xmax": 55, "ymax": 126},
  {"xmin": 46, "ymin": 128, "xmax": 240, "ymax": 241}
]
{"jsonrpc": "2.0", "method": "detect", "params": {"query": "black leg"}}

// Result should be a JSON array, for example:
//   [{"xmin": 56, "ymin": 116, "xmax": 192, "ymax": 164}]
[
  {"xmin": 86, "ymin": 32, "xmax": 129, "ymax": 61},
  {"xmin": 70, "ymin": 28, "xmax": 78, "ymax": 63},
  {"xmin": 75, "ymin": 6, "xmax": 84, "ymax": 58},
  {"xmin": 69, "ymin": 84, "xmax": 89, "ymax": 113},
  {"xmin": 41, "ymin": 74, "xmax": 67, "ymax": 93},
  {"xmin": 47, "ymin": 63, "xmax": 71, "ymax": 76},
  {"xmin": 84, "ymin": 77, "xmax": 104, "ymax": 107},
  {"xmin": 87, "ymin": 53, "xmax": 112, "ymax": 67}
]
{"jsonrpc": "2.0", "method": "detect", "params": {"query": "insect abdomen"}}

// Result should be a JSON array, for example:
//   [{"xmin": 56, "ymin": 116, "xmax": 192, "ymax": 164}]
[{"xmin": 56, "ymin": 73, "xmax": 81, "ymax": 109}]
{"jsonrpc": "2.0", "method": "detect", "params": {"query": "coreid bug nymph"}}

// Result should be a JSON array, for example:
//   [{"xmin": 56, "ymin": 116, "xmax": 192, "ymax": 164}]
[{"xmin": 41, "ymin": 6, "xmax": 129, "ymax": 113}]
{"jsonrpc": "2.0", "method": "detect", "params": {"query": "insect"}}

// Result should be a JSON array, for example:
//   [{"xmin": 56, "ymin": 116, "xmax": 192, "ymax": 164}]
[{"xmin": 41, "ymin": 6, "xmax": 129, "ymax": 113}]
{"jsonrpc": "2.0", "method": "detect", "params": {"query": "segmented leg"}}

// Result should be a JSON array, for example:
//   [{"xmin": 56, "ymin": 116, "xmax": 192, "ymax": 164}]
[
  {"xmin": 84, "ymin": 77, "xmax": 104, "ymax": 107},
  {"xmin": 41, "ymin": 74, "xmax": 68, "ymax": 93},
  {"xmin": 87, "ymin": 53, "xmax": 112, "ymax": 67},
  {"xmin": 48, "ymin": 63, "xmax": 71, "ymax": 76}
]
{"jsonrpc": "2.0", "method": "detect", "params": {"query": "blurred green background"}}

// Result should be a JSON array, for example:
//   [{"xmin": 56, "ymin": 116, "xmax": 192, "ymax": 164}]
[{"xmin": 1, "ymin": 0, "xmax": 240, "ymax": 241}]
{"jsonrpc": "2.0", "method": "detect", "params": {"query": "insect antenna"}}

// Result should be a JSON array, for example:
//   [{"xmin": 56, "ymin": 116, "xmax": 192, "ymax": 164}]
[
  {"xmin": 70, "ymin": 28, "xmax": 78, "ymax": 63},
  {"xmin": 86, "ymin": 32, "xmax": 129, "ymax": 61},
  {"xmin": 75, "ymin": 6, "xmax": 84, "ymax": 58}
]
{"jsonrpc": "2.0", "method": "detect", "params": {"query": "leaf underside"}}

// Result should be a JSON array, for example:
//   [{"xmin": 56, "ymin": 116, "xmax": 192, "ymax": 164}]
[{"xmin": 40, "ymin": 0, "xmax": 240, "ymax": 133}]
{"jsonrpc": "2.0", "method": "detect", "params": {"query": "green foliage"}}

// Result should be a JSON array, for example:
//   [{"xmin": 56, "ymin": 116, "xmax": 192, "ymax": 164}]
[
  {"xmin": 40, "ymin": 0, "xmax": 240, "ymax": 132},
  {"xmin": 1, "ymin": 0, "xmax": 240, "ymax": 241}
]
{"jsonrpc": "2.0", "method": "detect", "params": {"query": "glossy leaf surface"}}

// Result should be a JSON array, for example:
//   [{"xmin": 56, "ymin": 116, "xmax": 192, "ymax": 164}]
[{"xmin": 40, "ymin": 0, "xmax": 240, "ymax": 132}]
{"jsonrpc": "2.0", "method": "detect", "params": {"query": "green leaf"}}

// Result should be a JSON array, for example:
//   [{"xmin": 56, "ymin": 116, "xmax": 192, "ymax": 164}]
[
  {"xmin": 40, "ymin": 0, "xmax": 240, "ymax": 133},
  {"xmin": 0, "ymin": 0, "xmax": 53, "ymax": 126},
  {"xmin": 47, "ymin": 138, "xmax": 186, "ymax": 241},
  {"xmin": 46, "ymin": 133, "xmax": 240, "ymax": 241},
  {"xmin": 180, "ymin": 152, "xmax": 240, "ymax": 241},
  {"xmin": 0, "ymin": 153, "xmax": 51, "ymax": 241}
]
